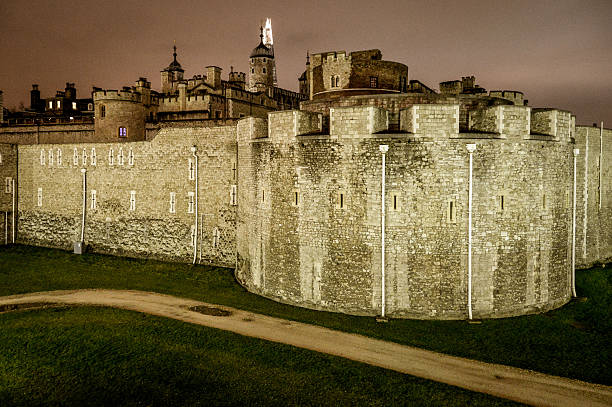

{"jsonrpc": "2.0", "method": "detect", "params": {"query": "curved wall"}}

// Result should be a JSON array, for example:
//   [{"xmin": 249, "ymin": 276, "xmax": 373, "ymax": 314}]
[{"xmin": 236, "ymin": 106, "xmax": 574, "ymax": 319}]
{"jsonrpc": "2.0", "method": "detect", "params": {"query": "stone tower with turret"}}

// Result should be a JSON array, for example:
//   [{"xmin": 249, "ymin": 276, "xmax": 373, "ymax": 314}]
[
  {"xmin": 161, "ymin": 44, "xmax": 184, "ymax": 94},
  {"xmin": 248, "ymin": 24, "xmax": 276, "ymax": 94}
]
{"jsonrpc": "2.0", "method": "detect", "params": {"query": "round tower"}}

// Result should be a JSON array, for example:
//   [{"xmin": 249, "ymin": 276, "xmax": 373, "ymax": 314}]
[
  {"xmin": 248, "ymin": 27, "xmax": 275, "ymax": 93},
  {"xmin": 94, "ymin": 88, "xmax": 146, "ymax": 142}
]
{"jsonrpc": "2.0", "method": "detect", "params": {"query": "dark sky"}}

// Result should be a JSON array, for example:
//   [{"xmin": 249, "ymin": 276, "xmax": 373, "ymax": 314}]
[{"xmin": 1, "ymin": 0, "xmax": 611, "ymax": 126}]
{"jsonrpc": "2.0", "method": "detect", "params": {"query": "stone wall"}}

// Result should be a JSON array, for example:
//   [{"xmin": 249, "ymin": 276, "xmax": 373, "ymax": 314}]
[
  {"xmin": 16, "ymin": 125, "xmax": 237, "ymax": 266},
  {"xmin": 0, "ymin": 124, "xmax": 95, "ymax": 145},
  {"xmin": 236, "ymin": 105, "xmax": 574, "ymax": 319},
  {"xmin": 0, "ymin": 143, "xmax": 17, "ymax": 243},
  {"xmin": 574, "ymin": 125, "xmax": 612, "ymax": 268}
]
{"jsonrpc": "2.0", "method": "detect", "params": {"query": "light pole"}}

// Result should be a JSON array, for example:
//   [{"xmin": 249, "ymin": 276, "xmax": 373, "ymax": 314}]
[
  {"xmin": 379, "ymin": 144, "xmax": 389, "ymax": 318},
  {"xmin": 466, "ymin": 143, "xmax": 477, "ymax": 320}
]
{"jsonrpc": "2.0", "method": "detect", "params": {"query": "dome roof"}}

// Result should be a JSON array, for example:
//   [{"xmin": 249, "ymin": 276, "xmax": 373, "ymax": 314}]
[
  {"xmin": 250, "ymin": 29, "xmax": 274, "ymax": 58},
  {"xmin": 250, "ymin": 41, "xmax": 274, "ymax": 59},
  {"xmin": 163, "ymin": 45, "xmax": 184, "ymax": 72}
]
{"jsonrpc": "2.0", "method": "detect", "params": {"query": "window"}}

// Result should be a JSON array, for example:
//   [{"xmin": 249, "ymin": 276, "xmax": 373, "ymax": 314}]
[
  {"xmin": 335, "ymin": 76, "xmax": 340, "ymax": 87},
  {"xmin": 118, "ymin": 148, "xmax": 124, "ymax": 165},
  {"xmin": 118, "ymin": 127, "xmax": 127, "ymax": 138},
  {"xmin": 91, "ymin": 190, "xmax": 97, "ymax": 210},
  {"xmin": 129, "ymin": 190, "xmax": 136, "ymax": 211},
  {"xmin": 82, "ymin": 149, "xmax": 88, "ymax": 166},
  {"xmin": 212, "ymin": 227, "xmax": 220, "ymax": 248},
  {"xmin": 262, "ymin": 190, "xmax": 265, "ymax": 203},
  {"xmin": 100, "ymin": 105, "xmax": 106, "ymax": 118},
  {"xmin": 337, "ymin": 192, "xmax": 346, "ymax": 209},
  {"xmin": 251, "ymin": 68, "xmax": 254, "ymax": 74},
  {"xmin": 292, "ymin": 190, "xmax": 299, "ymax": 206},
  {"xmin": 73, "ymin": 148, "xmax": 78, "ymax": 166},
  {"xmin": 4, "ymin": 177, "xmax": 11, "ymax": 194},
  {"xmin": 188, "ymin": 158, "xmax": 195, "ymax": 180},
  {"xmin": 88, "ymin": 103, "xmax": 93, "ymax": 110},
  {"xmin": 392, "ymin": 194, "xmax": 400, "ymax": 211},
  {"xmin": 37, "ymin": 187, "xmax": 42, "ymax": 207},
  {"xmin": 447, "ymin": 200, "xmax": 456, "ymax": 223},
  {"xmin": 128, "ymin": 149, "xmax": 134, "ymax": 166},
  {"xmin": 331, "ymin": 76, "xmax": 335, "ymax": 88},
  {"xmin": 72, "ymin": 102, "xmax": 77, "ymax": 110},
  {"xmin": 169, "ymin": 192, "xmax": 176, "ymax": 213},
  {"xmin": 49, "ymin": 101, "xmax": 53, "ymax": 109},
  {"xmin": 230, "ymin": 185, "xmax": 237, "ymax": 206},
  {"xmin": 215, "ymin": 111, "xmax": 221, "ymax": 119},
  {"xmin": 542, "ymin": 194, "xmax": 547, "ymax": 210},
  {"xmin": 108, "ymin": 148, "xmax": 114, "ymax": 166},
  {"xmin": 91, "ymin": 148, "xmax": 96, "ymax": 166},
  {"xmin": 370, "ymin": 76, "xmax": 378, "ymax": 88},
  {"xmin": 231, "ymin": 160, "xmax": 237, "ymax": 180},
  {"xmin": 56, "ymin": 148, "xmax": 62, "ymax": 166},
  {"xmin": 57, "ymin": 100, "xmax": 61, "ymax": 109},
  {"xmin": 498, "ymin": 195, "xmax": 505, "ymax": 212},
  {"xmin": 262, "ymin": 68, "xmax": 266, "ymax": 73},
  {"xmin": 263, "ymin": 58, "xmax": 266, "ymax": 63},
  {"xmin": 40, "ymin": 150, "xmax": 45, "ymax": 166},
  {"xmin": 188, "ymin": 192, "xmax": 194, "ymax": 213},
  {"xmin": 48, "ymin": 149, "xmax": 53, "ymax": 166}
]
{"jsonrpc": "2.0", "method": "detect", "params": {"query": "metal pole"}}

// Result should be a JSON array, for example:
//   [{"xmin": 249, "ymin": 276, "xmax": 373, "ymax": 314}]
[
  {"xmin": 81, "ymin": 168, "xmax": 86, "ymax": 244},
  {"xmin": 379, "ymin": 144, "xmax": 389, "ymax": 318},
  {"xmin": 191, "ymin": 146, "xmax": 198, "ymax": 265},
  {"xmin": 572, "ymin": 148, "xmax": 579, "ymax": 297},
  {"xmin": 11, "ymin": 178, "xmax": 15, "ymax": 244},
  {"xmin": 600, "ymin": 121, "xmax": 603, "ymax": 210},
  {"xmin": 466, "ymin": 143, "xmax": 477, "ymax": 320},
  {"xmin": 4, "ymin": 211, "xmax": 7, "ymax": 245}
]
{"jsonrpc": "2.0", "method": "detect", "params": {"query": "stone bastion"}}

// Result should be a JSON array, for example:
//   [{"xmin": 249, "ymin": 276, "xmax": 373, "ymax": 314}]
[{"xmin": 235, "ymin": 104, "xmax": 575, "ymax": 319}]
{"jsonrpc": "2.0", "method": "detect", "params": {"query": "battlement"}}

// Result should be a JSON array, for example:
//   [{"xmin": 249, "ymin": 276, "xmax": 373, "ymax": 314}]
[
  {"xmin": 311, "ymin": 51, "xmax": 351, "ymax": 66},
  {"xmin": 93, "ymin": 90, "xmax": 142, "ymax": 103},
  {"xmin": 531, "ymin": 108, "xmax": 573, "ymax": 142},
  {"xmin": 267, "ymin": 110, "xmax": 323, "ymax": 140},
  {"xmin": 469, "ymin": 105, "xmax": 531, "ymax": 138},
  {"xmin": 400, "ymin": 104, "xmax": 459, "ymax": 136},
  {"xmin": 237, "ymin": 117, "xmax": 268, "ymax": 142},
  {"xmin": 489, "ymin": 90, "xmax": 525, "ymax": 106},
  {"xmin": 330, "ymin": 106, "xmax": 388, "ymax": 137}
]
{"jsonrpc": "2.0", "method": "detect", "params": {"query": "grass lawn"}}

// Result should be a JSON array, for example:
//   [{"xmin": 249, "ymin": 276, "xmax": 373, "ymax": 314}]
[
  {"xmin": 0, "ymin": 244, "xmax": 610, "ymax": 386},
  {"xmin": 0, "ymin": 306, "xmax": 521, "ymax": 407}
]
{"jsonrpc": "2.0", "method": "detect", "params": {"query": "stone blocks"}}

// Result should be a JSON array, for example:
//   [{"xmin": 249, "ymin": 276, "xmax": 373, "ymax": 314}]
[
  {"xmin": 400, "ymin": 104, "xmax": 459, "ymax": 136},
  {"xmin": 330, "ymin": 106, "xmax": 388, "ymax": 137}
]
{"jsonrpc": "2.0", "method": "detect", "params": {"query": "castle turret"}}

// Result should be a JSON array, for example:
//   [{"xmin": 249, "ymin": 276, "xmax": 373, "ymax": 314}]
[
  {"xmin": 161, "ymin": 43, "xmax": 184, "ymax": 94},
  {"xmin": 93, "ymin": 87, "xmax": 147, "ymax": 142},
  {"xmin": 248, "ymin": 25, "xmax": 275, "ymax": 93},
  {"xmin": 228, "ymin": 66, "xmax": 246, "ymax": 90}
]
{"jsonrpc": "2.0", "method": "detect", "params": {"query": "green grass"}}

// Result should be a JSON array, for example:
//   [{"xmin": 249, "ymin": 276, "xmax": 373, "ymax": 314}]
[
  {"xmin": 0, "ymin": 307, "xmax": 521, "ymax": 407},
  {"xmin": 0, "ymin": 245, "xmax": 610, "ymax": 385}
]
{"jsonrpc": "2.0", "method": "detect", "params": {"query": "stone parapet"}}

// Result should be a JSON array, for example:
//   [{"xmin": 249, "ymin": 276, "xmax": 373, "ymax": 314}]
[
  {"xmin": 330, "ymin": 106, "xmax": 388, "ymax": 137},
  {"xmin": 400, "ymin": 104, "xmax": 459, "ymax": 136}
]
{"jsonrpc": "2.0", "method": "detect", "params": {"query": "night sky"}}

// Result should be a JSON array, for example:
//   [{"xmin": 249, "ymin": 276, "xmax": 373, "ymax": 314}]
[{"xmin": 1, "ymin": 0, "xmax": 611, "ymax": 126}]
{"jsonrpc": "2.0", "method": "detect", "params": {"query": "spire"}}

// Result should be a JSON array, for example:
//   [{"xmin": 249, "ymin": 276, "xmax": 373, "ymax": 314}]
[
  {"xmin": 259, "ymin": 26, "xmax": 264, "ymax": 43},
  {"xmin": 173, "ymin": 40, "xmax": 177, "ymax": 63},
  {"xmin": 306, "ymin": 51, "xmax": 310, "ymax": 65}
]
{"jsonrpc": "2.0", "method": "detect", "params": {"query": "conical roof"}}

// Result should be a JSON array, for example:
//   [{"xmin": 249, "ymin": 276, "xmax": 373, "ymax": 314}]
[{"xmin": 250, "ymin": 28, "xmax": 274, "ymax": 58}]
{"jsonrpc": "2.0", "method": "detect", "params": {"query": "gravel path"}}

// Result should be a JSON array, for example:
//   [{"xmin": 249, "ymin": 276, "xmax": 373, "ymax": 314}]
[{"xmin": 1, "ymin": 289, "xmax": 610, "ymax": 407}]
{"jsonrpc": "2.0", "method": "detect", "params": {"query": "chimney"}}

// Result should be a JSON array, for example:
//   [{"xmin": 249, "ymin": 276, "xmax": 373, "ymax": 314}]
[
  {"xmin": 205, "ymin": 66, "xmax": 222, "ymax": 89},
  {"xmin": 30, "ymin": 84, "xmax": 41, "ymax": 111}
]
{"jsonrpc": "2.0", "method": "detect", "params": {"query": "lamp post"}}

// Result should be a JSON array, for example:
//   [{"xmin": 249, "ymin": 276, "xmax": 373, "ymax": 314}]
[
  {"xmin": 379, "ymin": 144, "xmax": 389, "ymax": 318},
  {"xmin": 466, "ymin": 143, "xmax": 477, "ymax": 320},
  {"xmin": 572, "ymin": 148, "xmax": 579, "ymax": 297}
]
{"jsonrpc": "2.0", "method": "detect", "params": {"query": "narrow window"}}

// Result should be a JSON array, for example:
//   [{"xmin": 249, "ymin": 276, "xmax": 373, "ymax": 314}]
[
  {"xmin": 212, "ymin": 227, "xmax": 220, "ymax": 248},
  {"xmin": 40, "ymin": 150, "xmax": 45, "ymax": 166},
  {"xmin": 72, "ymin": 102, "xmax": 77, "ymax": 110},
  {"xmin": 392, "ymin": 194, "xmax": 399, "ymax": 211},
  {"xmin": 335, "ymin": 76, "xmax": 340, "ymax": 87},
  {"xmin": 118, "ymin": 127, "xmax": 127, "ymax": 138},
  {"xmin": 5, "ymin": 177, "xmax": 11, "ymax": 194},
  {"xmin": 448, "ymin": 200, "xmax": 455, "ymax": 223},
  {"xmin": 56, "ymin": 148, "xmax": 62, "ymax": 166},
  {"xmin": 48, "ymin": 149, "xmax": 53, "ymax": 166},
  {"xmin": 262, "ymin": 190, "xmax": 265, "ymax": 203},
  {"xmin": 542, "ymin": 194, "xmax": 547, "ymax": 210},
  {"xmin": 100, "ymin": 105, "xmax": 106, "ymax": 118},
  {"xmin": 73, "ymin": 148, "xmax": 78, "ymax": 166},
  {"xmin": 230, "ymin": 185, "xmax": 237, "ymax": 206},
  {"xmin": 129, "ymin": 190, "xmax": 136, "ymax": 211},
  {"xmin": 263, "ymin": 58, "xmax": 266, "ymax": 63},
  {"xmin": 88, "ymin": 103, "xmax": 93, "ymax": 110},
  {"xmin": 370, "ymin": 76, "xmax": 378, "ymax": 88},
  {"xmin": 82, "ymin": 148, "xmax": 88, "ymax": 166},
  {"xmin": 128, "ymin": 149, "xmax": 134, "ymax": 166},
  {"xmin": 294, "ymin": 190, "xmax": 299, "ymax": 206},
  {"xmin": 499, "ymin": 195, "xmax": 505, "ymax": 211},
  {"xmin": 49, "ymin": 101, "xmax": 53, "ymax": 109},
  {"xmin": 251, "ymin": 68, "xmax": 254, "ymax": 74},
  {"xmin": 262, "ymin": 68, "xmax": 266, "ymax": 73},
  {"xmin": 337, "ymin": 192, "xmax": 346, "ymax": 209},
  {"xmin": 57, "ymin": 100, "xmax": 61, "ymax": 109},
  {"xmin": 37, "ymin": 187, "xmax": 42, "ymax": 207},
  {"xmin": 169, "ymin": 192, "xmax": 176, "ymax": 213},
  {"xmin": 188, "ymin": 158, "xmax": 195, "ymax": 180},
  {"xmin": 188, "ymin": 192, "xmax": 194, "ymax": 213},
  {"xmin": 0, "ymin": 152, "xmax": 2, "ymax": 165},
  {"xmin": 91, "ymin": 148, "xmax": 96, "ymax": 166},
  {"xmin": 91, "ymin": 190, "xmax": 97, "ymax": 210},
  {"xmin": 231, "ymin": 160, "xmax": 237, "ymax": 180},
  {"xmin": 118, "ymin": 148, "xmax": 124, "ymax": 165},
  {"xmin": 108, "ymin": 148, "xmax": 115, "ymax": 166},
  {"xmin": 331, "ymin": 76, "xmax": 335, "ymax": 88}
]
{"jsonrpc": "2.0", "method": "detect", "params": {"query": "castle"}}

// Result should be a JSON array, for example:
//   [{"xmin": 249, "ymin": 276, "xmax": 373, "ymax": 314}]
[{"xmin": 0, "ymin": 20, "xmax": 610, "ymax": 320}]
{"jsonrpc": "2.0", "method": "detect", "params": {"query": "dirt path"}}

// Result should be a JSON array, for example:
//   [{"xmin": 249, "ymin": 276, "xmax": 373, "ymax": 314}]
[{"xmin": 1, "ymin": 289, "xmax": 610, "ymax": 407}]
